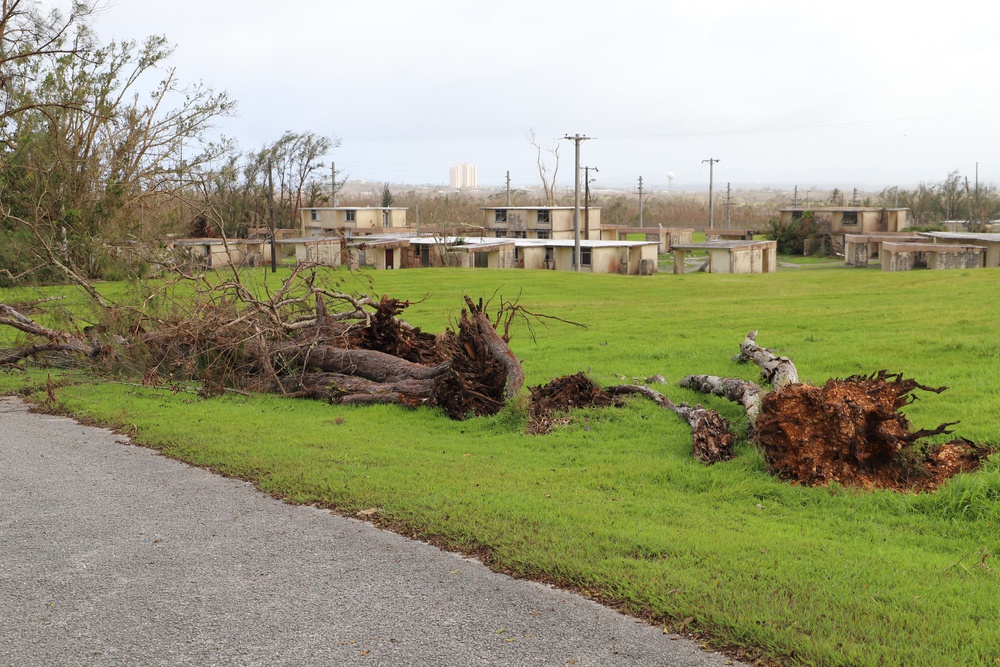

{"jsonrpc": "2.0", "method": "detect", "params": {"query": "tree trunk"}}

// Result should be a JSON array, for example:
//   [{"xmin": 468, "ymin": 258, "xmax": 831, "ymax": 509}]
[{"xmin": 679, "ymin": 374, "xmax": 762, "ymax": 423}]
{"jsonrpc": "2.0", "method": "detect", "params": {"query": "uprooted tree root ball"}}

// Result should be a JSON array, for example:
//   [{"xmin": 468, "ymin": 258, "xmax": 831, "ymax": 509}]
[
  {"xmin": 682, "ymin": 333, "xmax": 994, "ymax": 492},
  {"xmin": 755, "ymin": 371, "xmax": 986, "ymax": 490}
]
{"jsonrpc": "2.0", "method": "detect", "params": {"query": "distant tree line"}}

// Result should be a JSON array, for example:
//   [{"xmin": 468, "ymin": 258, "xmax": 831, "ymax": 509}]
[{"xmin": 876, "ymin": 171, "xmax": 1000, "ymax": 229}]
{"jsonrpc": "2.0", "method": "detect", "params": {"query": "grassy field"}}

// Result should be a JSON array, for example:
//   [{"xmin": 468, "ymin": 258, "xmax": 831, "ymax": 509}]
[{"xmin": 3, "ymin": 266, "xmax": 1000, "ymax": 666}]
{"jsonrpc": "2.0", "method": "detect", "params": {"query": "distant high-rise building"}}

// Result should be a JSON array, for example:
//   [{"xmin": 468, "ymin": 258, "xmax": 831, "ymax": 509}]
[{"xmin": 449, "ymin": 163, "xmax": 477, "ymax": 189}]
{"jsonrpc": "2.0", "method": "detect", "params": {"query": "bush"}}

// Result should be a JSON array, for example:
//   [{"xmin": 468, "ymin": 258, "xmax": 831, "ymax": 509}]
[{"xmin": 764, "ymin": 212, "xmax": 818, "ymax": 254}]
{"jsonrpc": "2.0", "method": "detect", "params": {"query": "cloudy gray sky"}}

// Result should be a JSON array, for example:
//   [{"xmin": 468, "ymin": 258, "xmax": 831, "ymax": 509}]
[{"xmin": 90, "ymin": 0, "xmax": 1000, "ymax": 191}]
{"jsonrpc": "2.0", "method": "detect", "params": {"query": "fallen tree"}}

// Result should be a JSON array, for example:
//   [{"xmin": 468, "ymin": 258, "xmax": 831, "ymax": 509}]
[
  {"xmin": 0, "ymin": 266, "xmax": 525, "ymax": 420},
  {"xmin": 675, "ymin": 331, "xmax": 990, "ymax": 490}
]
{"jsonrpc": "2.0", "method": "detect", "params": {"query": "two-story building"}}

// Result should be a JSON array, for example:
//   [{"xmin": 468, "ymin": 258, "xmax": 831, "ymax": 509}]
[
  {"xmin": 300, "ymin": 206, "xmax": 409, "ymax": 238},
  {"xmin": 778, "ymin": 206, "xmax": 909, "ymax": 253},
  {"xmin": 481, "ymin": 206, "xmax": 602, "ymax": 241}
]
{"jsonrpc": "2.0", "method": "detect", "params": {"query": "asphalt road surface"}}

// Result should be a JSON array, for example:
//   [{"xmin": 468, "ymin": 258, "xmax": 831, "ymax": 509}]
[{"xmin": 0, "ymin": 397, "xmax": 746, "ymax": 666}]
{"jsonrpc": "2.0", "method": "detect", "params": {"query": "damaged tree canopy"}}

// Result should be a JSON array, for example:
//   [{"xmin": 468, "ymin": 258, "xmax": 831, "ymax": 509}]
[{"xmin": 0, "ymin": 266, "xmax": 524, "ymax": 421}]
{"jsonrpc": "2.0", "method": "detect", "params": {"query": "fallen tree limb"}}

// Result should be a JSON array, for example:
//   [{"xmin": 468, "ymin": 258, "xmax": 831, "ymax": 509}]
[
  {"xmin": 735, "ymin": 330, "xmax": 798, "ymax": 388},
  {"xmin": 276, "ymin": 343, "xmax": 452, "ymax": 383},
  {"xmin": 679, "ymin": 374, "xmax": 762, "ymax": 423},
  {"xmin": 607, "ymin": 384, "xmax": 736, "ymax": 463},
  {"xmin": 0, "ymin": 304, "xmax": 106, "ymax": 364}
]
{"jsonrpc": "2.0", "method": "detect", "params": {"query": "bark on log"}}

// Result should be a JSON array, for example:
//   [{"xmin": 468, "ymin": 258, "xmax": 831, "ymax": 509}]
[
  {"xmin": 608, "ymin": 384, "xmax": 736, "ymax": 463},
  {"xmin": 463, "ymin": 296, "xmax": 524, "ymax": 400},
  {"xmin": 0, "ymin": 304, "xmax": 106, "ymax": 364},
  {"xmin": 735, "ymin": 330, "xmax": 798, "ymax": 388},
  {"xmin": 272, "ymin": 372, "xmax": 434, "ymax": 408},
  {"xmin": 679, "ymin": 374, "xmax": 762, "ymax": 423},
  {"xmin": 275, "ymin": 342, "xmax": 451, "ymax": 383}
]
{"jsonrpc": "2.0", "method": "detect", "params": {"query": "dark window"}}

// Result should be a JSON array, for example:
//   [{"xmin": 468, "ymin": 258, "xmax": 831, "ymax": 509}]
[
  {"xmin": 581, "ymin": 247, "xmax": 592, "ymax": 266},
  {"xmin": 537, "ymin": 210, "xmax": 551, "ymax": 223},
  {"xmin": 843, "ymin": 212, "xmax": 858, "ymax": 225},
  {"xmin": 512, "ymin": 230, "xmax": 526, "ymax": 239},
  {"xmin": 345, "ymin": 210, "xmax": 357, "ymax": 222},
  {"xmin": 495, "ymin": 228, "xmax": 508, "ymax": 238},
  {"xmin": 495, "ymin": 210, "xmax": 507, "ymax": 223},
  {"xmin": 474, "ymin": 251, "xmax": 489, "ymax": 268},
  {"xmin": 310, "ymin": 210, "xmax": 320, "ymax": 221},
  {"xmin": 536, "ymin": 230, "xmax": 550, "ymax": 239}
]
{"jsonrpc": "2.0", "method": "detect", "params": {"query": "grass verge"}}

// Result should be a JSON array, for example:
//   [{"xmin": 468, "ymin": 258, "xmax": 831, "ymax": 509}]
[{"xmin": 4, "ymin": 266, "xmax": 1000, "ymax": 666}]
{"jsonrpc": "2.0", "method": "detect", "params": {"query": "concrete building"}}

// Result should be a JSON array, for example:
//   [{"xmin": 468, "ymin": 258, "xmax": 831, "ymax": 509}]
[
  {"xmin": 916, "ymin": 231, "xmax": 1000, "ymax": 268},
  {"xmin": 276, "ymin": 237, "xmax": 344, "ymax": 266},
  {"xmin": 286, "ymin": 234, "xmax": 657, "ymax": 275},
  {"xmin": 300, "ymin": 207, "xmax": 409, "ymax": 237},
  {"xmin": 449, "ymin": 163, "xmax": 477, "ymax": 189},
  {"xmin": 171, "ymin": 238, "xmax": 272, "ymax": 269},
  {"xmin": 670, "ymin": 240, "xmax": 777, "ymax": 275},
  {"xmin": 599, "ymin": 226, "xmax": 693, "ymax": 253},
  {"xmin": 481, "ymin": 207, "xmax": 602, "ymax": 241},
  {"xmin": 880, "ymin": 241, "xmax": 986, "ymax": 272},
  {"xmin": 843, "ymin": 233, "xmax": 924, "ymax": 267},
  {"xmin": 778, "ymin": 206, "xmax": 909, "ymax": 252}
]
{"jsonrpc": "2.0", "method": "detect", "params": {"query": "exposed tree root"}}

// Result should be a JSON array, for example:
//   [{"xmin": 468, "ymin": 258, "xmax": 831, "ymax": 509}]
[
  {"xmin": 754, "ymin": 371, "xmax": 964, "ymax": 489},
  {"xmin": 527, "ymin": 373, "xmax": 623, "ymax": 435}
]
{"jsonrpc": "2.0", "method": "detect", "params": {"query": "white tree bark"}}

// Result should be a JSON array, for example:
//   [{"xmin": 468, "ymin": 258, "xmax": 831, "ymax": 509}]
[
  {"xmin": 735, "ymin": 331, "xmax": 798, "ymax": 388},
  {"xmin": 679, "ymin": 374, "xmax": 762, "ymax": 422}
]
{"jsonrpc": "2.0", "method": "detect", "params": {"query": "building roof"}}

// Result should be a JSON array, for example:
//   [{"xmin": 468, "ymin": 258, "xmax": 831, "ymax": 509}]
[
  {"xmin": 917, "ymin": 231, "xmax": 1000, "ymax": 243},
  {"xmin": 172, "ymin": 238, "xmax": 268, "ymax": 246},
  {"xmin": 302, "ymin": 206, "xmax": 409, "ymax": 211},
  {"xmin": 779, "ymin": 206, "xmax": 908, "ymax": 213},
  {"xmin": 672, "ymin": 240, "xmax": 776, "ymax": 251},
  {"xmin": 387, "ymin": 235, "xmax": 655, "ymax": 249},
  {"xmin": 480, "ymin": 206, "xmax": 602, "ymax": 211}
]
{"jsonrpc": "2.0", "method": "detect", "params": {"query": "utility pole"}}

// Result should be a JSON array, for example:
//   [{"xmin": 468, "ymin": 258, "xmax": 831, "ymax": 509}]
[
  {"xmin": 506, "ymin": 170, "xmax": 511, "ymax": 206},
  {"xmin": 852, "ymin": 188, "xmax": 858, "ymax": 206},
  {"xmin": 725, "ymin": 182, "xmax": 732, "ymax": 228},
  {"xmin": 563, "ymin": 134, "xmax": 593, "ymax": 271},
  {"xmin": 793, "ymin": 185, "xmax": 798, "ymax": 208},
  {"xmin": 331, "ymin": 162, "xmax": 337, "ymax": 207},
  {"xmin": 637, "ymin": 176, "xmax": 645, "ymax": 228},
  {"xmin": 976, "ymin": 162, "xmax": 981, "ymax": 229},
  {"xmin": 584, "ymin": 166, "xmax": 598, "ymax": 240},
  {"xmin": 702, "ymin": 158, "xmax": 720, "ymax": 229},
  {"xmin": 267, "ymin": 157, "xmax": 276, "ymax": 273}
]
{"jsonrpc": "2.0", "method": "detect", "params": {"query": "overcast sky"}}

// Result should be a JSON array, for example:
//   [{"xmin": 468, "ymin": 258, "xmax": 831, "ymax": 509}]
[{"xmin": 89, "ymin": 0, "xmax": 1000, "ymax": 191}]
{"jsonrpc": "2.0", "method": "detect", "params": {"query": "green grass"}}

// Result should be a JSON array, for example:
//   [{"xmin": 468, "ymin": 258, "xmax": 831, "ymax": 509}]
[
  {"xmin": 4, "ymin": 267, "xmax": 1000, "ymax": 666},
  {"xmin": 776, "ymin": 254, "xmax": 846, "ymax": 266}
]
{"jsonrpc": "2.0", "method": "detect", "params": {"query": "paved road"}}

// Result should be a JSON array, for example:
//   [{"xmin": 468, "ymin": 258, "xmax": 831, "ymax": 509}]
[{"xmin": 0, "ymin": 397, "xmax": 745, "ymax": 666}]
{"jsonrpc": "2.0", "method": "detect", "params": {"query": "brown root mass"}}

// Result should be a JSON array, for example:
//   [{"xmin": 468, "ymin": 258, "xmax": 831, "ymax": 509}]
[
  {"xmin": 430, "ymin": 299, "xmax": 518, "ymax": 419},
  {"xmin": 348, "ymin": 296, "xmax": 445, "ymax": 365},
  {"xmin": 528, "ymin": 373, "xmax": 623, "ymax": 434},
  {"xmin": 754, "ymin": 371, "xmax": 986, "ymax": 490}
]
